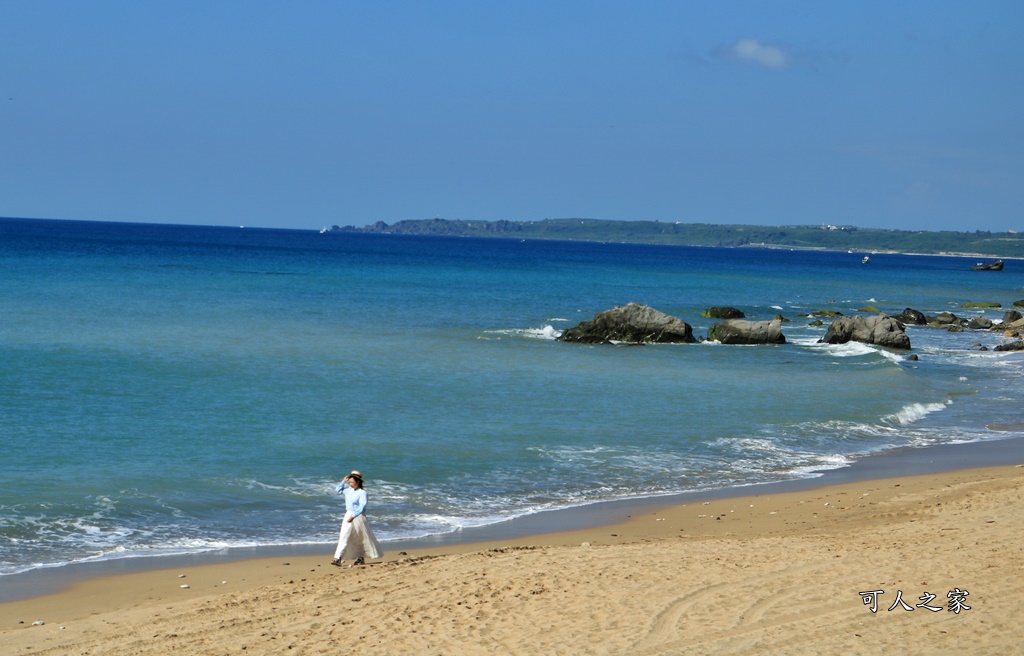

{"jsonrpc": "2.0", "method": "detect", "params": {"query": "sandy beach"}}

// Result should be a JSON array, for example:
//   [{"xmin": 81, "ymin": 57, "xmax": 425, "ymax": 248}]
[{"xmin": 3, "ymin": 463, "xmax": 1022, "ymax": 655}]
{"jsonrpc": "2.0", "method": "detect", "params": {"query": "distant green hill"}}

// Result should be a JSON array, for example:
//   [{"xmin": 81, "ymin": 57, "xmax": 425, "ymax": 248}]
[{"xmin": 331, "ymin": 218, "xmax": 1024, "ymax": 258}]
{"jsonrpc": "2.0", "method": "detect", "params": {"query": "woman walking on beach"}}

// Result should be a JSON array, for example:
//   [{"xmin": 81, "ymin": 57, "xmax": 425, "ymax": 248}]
[{"xmin": 332, "ymin": 470, "xmax": 382, "ymax": 567}]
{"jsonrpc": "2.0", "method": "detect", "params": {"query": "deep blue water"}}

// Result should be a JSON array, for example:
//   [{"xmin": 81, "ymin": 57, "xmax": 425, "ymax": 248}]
[{"xmin": 2, "ymin": 217, "xmax": 1023, "ymax": 575}]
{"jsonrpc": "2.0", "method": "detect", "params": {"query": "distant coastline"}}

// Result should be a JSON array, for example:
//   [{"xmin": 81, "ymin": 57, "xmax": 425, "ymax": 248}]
[{"xmin": 328, "ymin": 218, "xmax": 1024, "ymax": 259}]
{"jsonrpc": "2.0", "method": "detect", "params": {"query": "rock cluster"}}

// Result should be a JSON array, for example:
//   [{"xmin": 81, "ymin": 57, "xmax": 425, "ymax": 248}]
[
  {"xmin": 819, "ymin": 314, "xmax": 911, "ymax": 350},
  {"xmin": 897, "ymin": 305, "xmax": 1024, "ymax": 346},
  {"xmin": 556, "ymin": 300, "xmax": 1024, "ymax": 352}
]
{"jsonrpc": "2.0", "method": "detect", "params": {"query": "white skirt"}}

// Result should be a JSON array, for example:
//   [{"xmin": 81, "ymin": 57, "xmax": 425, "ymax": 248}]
[{"xmin": 333, "ymin": 511, "xmax": 382, "ymax": 561}]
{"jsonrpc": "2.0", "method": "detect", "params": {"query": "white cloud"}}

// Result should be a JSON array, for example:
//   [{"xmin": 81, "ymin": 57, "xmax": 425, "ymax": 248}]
[{"xmin": 730, "ymin": 38, "xmax": 790, "ymax": 69}]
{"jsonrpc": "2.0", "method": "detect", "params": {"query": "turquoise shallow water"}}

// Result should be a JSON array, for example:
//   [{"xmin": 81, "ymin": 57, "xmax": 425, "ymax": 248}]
[{"xmin": 2, "ymin": 217, "xmax": 1023, "ymax": 575}]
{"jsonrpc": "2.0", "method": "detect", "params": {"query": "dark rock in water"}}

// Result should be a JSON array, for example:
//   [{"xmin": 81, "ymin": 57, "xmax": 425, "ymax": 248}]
[
  {"xmin": 979, "ymin": 346, "xmax": 989, "ymax": 351},
  {"xmin": 1002, "ymin": 317, "xmax": 1024, "ymax": 336},
  {"xmin": 557, "ymin": 302, "xmax": 695, "ymax": 344},
  {"xmin": 946, "ymin": 325, "xmax": 965, "ymax": 332},
  {"xmin": 960, "ymin": 301, "xmax": 1001, "ymax": 308},
  {"xmin": 906, "ymin": 354, "xmax": 919, "ymax": 361},
  {"xmin": 970, "ymin": 259, "xmax": 1004, "ymax": 271},
  {"xmin": 896, "ymin": 308, "xmax": 928, "ymax": 325},
  {"xmin": 929, "ymin": 312, "xmax": 960, "ymax": 326},
  {"xmin": 707, "ymin": 319, "xmax": 786, "ymax": 345},
  {"xmin": 773, "ymin": 314, "xmax": 791, "ymax": 323},
  {"xmin": 858, "ymin": 305, "xmax": 880, "ymax": 313},
  {"xmin": 701, "ymin": 306, "xmax": 745, "ymax": 319},
  {"xmin": 819, "ymin": 314, "xmax": 911, "ymax": 350},
  {"xmin": 1001, "ymin": 310, "xmax": 1023, "ymax": 324},
  {"xmin": 968, "ymin": 317, "xmax": 994, "ymax": 330},
  {"xmin": 1014, "ymin": 300, "xmax": 1024, "ymax": 309},
  {"xmin": 811, "ymin": 309, "xmax": 843, "ymax": 317},
  {"xmin": 808, "ymin": 319, "xmax": 824, "ymax": 326},
  {"xmin": 994, "ymin": 340, "xmax": 1024, "ymax": 351}
]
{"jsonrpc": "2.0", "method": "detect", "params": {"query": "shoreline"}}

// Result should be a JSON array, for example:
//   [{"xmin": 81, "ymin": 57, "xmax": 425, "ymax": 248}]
[
  {"xmin": 3, "ymin": 434, "xmax": 1021, "ymax": 607},
  {"xmin": 3, "ymin": 455, "xmax": 1023, "ymax": 655}
]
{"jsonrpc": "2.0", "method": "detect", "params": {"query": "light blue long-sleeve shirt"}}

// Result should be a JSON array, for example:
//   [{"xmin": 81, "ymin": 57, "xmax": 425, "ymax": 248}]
[{"xmin": 336, "ymin": 483, "xmax": 367, "ymax": 518}]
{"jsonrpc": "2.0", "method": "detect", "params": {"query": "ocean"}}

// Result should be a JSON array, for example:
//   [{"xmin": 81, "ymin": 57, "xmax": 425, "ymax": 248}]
[{"xmin": 2, "ymin": 217, "xmax": 1022, "ymax": 577}]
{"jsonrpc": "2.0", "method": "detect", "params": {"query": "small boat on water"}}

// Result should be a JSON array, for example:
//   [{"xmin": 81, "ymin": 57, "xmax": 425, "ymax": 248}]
[
  {"xmin": 971, "ymin": 259, "xmax": 1004, "ymax": 271},
  {"xmin": 862, "ymin": 255, "xmax": 870, "ymax": 264}
]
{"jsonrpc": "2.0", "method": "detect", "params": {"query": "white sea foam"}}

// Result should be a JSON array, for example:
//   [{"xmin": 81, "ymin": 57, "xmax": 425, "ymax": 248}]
[
  {"xmin": 483, "ymin": 326, "xmax": 562, "ymax": 340},
  {"xmin": 801, "ymin": 340, "xmax": 879, "ymax": 358},
  {"xmin": 884, "ymin": 401, "xmax": 949, "ymax": 426},
  {"xmin": 709, "ymin": 438, "xmax": 855, "ymax": 478},
  {"xmin": 533, "ymin": 325, "xmax": 562, "ymax": 340},
  {"xmin": 790, "ymin": 453, "xmax": 854, "ymax": 472},
  {"xmin": 877, "ymin": 350, "xmax": 905, "ymax": 364},
  {"xmin": 231, "ymin": 478, "xmax": 335, "ymax": 497}
]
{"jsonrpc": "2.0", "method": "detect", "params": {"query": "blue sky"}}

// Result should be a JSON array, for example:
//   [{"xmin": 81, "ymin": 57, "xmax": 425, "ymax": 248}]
[{"xmin": 2, "ymin": 1, "xmax": 1021, "ymax": 231}]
